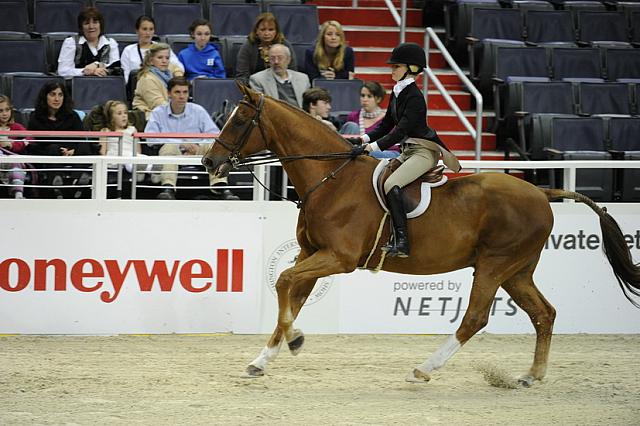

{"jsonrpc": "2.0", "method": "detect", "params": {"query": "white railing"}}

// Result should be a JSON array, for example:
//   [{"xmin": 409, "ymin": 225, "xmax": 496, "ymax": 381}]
[{"xmin": 2, "ymin": 154, "xmax": 640, "ymax": 201}]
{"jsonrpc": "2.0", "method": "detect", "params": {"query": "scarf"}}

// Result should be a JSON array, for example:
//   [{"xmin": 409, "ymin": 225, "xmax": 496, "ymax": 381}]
[
  {"xmin": 150, "ymin": 66, "xmax": 172, "ymax": 87},
  {"xmin": 393, "ymin": 77, "xmax": 415, "ymax": 97}
]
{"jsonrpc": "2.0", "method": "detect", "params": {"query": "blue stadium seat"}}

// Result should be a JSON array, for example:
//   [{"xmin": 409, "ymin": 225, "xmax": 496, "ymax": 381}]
[
  {"xmin": 267, "ymin": 4, "xmax": 318, "ymax": 44},
  {"xmin": 551, "ymin": 47, "xmax": 603, "ymax": 81},
  {"xmin": 95, "ymin": 0, "xmax": 145, "ymax": 35},
  {"xmin": 209, "ymin": 2, "xmax": 260, "ymax": 36},
  {"xmin": 71, "ymin": 75, "xmax": 127, "ymax": 111},
  {"xmin": 152, "ymin": 1, "xmax": 203, "ymax": 36},
  {"xmin": 0, "ymin": 0, "xmax": 30, "ymax": 33},
  {"xmin": 312, "ymin": 78, "xmax": 362, "ymax": 116},
  {"xmin": 0, "ymin": 38, "xmax": 48, "ymax": 73},
  {"xmin": 34, "ymin": 0, "xmax": 87, "ymax": 34},
  {"xmin": 2, "ymin": 73, "xmax": 64, "ymax": 110},
  {"xmin": 192, "ymin": 77, "xmax": 242, "ymax": 116}
]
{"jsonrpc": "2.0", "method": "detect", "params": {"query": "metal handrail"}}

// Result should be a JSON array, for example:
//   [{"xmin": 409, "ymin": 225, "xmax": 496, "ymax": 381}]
[{"xmin": 423, "ymin": 27, "xmax": 483, "ymax": 162}]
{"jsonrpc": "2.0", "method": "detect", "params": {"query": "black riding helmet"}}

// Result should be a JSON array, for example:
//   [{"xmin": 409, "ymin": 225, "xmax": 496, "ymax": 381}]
[{"xmin": 387, "ymin": 42, "xmax": 426, "ymax": 74}]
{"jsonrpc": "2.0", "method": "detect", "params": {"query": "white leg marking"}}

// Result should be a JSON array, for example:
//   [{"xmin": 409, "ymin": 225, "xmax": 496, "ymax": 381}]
[
  {"xmin": 249, "ymin": 345, "xmax": 281, "ymax": 371},
  {"xmin": 417, "ymin": 334, "xmax": 462, "ymax": 373}
]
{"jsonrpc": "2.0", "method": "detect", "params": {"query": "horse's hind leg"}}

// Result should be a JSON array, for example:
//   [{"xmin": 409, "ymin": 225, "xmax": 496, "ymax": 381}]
[
  {"xmin": 501, "ymin": 263, "xmax": 556, "ymax": 386},
  {"xmin": 407, "ymin": 265, "xmax": 503, "ymax": 382}
]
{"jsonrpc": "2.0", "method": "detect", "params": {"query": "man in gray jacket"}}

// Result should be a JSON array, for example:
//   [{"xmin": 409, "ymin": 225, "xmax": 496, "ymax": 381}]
[{"xmin": 249, "ymin": 44, "xmax": 310, "ymax": 108}]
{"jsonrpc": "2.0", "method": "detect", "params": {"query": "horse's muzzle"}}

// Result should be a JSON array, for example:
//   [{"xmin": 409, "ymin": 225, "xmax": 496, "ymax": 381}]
[{"xmin": 201, "ymin": 155, "xmax": 232, "ymax": 177}]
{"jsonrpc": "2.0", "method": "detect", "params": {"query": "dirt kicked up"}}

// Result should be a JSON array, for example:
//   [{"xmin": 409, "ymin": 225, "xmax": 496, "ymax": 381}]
[{"xmin": 1, "ymin": 334, "xmax": 638, "ymax": 425}]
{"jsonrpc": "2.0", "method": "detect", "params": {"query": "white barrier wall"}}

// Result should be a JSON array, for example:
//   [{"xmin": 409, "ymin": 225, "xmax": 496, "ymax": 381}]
[{"xmin": 1, "ymin": 200, "xmax": 639, "ymax": 334}]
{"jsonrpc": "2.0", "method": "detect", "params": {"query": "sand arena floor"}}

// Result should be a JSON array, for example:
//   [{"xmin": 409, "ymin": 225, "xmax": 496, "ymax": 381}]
[{"xmin": 1, "ymin": 334, "xmax": 638, "ymax": 425}]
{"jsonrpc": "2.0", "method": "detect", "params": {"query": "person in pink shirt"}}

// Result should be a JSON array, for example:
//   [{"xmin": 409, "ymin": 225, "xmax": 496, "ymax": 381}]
[{"xmin": 0, "ymin": 95, "xmax": 29, "ymax": 198}]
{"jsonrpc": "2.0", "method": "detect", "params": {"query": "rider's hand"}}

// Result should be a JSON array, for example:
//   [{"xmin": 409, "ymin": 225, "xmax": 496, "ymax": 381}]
[
  {"xmin": 350, "ymin": 144, "xmax": 368, "ymax": 157},
  {"xmin": 346, "ymin": 136, "xmax": 363, "ymax": 145}
]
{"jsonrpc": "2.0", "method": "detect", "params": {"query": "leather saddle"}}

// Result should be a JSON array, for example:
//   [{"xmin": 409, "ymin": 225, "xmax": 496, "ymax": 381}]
[{"xmin": 375, "ymin": 159, "xmax": 446, "ymax": 214}]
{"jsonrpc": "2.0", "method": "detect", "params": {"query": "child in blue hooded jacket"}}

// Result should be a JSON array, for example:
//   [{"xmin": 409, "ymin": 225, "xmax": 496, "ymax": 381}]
[{"xmin": 178, "ymin": 19, "xmax": 226, "ymax": 81}]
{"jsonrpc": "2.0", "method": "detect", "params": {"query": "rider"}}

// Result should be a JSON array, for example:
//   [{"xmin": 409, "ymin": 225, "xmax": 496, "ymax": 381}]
[{"xmin": 347, "ymin": 42, "xmax": 461, "ymax": 258}]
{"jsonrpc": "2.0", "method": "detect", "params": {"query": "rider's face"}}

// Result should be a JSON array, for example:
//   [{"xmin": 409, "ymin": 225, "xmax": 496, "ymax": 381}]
[{"xmin": 390, "ymin": 64, "xmax": 408, "ymax": 82}]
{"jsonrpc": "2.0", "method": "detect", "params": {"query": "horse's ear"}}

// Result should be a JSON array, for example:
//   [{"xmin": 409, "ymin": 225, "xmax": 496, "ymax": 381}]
[{"xmin": 235, "ymin": 80, "xmax": 262, "ymax": 104}]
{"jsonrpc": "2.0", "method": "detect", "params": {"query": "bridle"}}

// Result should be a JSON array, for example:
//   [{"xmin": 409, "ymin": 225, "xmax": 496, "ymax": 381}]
[
  {"xmin": 212, "ymin": 94, "xmax": 362, "ymax": 209},
  {"xmin": 214, "ymin": 94, "xmax": 268, "ymax": 169}
]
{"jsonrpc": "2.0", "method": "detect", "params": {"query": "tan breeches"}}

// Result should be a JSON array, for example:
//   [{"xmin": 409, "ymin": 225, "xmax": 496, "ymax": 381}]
[
  {"xmin": 158, "ymin": 143, "xmax": 228, "ymax": 187},
  {"xmin": 383, "ymin": 143, "xmax": 438, "ymax": 194}
]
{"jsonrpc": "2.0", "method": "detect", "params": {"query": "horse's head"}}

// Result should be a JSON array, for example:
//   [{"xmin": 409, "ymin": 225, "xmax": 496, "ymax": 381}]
[{"xmin": 202, "ymin": 82, "xmax": 268, "ymax": 177}]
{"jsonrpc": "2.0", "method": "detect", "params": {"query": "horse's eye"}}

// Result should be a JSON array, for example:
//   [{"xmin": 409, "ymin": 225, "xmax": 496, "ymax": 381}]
[{"xmin": 231, "ymin": 116, "xmax": 245, "ymax": 128}]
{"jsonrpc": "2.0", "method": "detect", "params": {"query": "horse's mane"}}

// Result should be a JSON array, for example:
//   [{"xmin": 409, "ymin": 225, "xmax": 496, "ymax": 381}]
[{"xmin": 263, "ymin": 95, "xmax": 353, "ymax": 151}]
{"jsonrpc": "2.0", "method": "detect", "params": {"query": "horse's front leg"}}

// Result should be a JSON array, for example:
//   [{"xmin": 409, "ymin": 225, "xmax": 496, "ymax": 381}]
[{"xmin": 244, "ymin": 249, "xmax": 355, "ymax": 378}]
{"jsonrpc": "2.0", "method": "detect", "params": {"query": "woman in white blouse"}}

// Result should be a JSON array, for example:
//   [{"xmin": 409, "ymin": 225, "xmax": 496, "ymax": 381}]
[
  {"xmin": 57, "ymin": 6, "xmax": 120, "ymax": 78},
  {"xmin": 120, "ymin": 15, "xmax": 183, "ymax": 83}
]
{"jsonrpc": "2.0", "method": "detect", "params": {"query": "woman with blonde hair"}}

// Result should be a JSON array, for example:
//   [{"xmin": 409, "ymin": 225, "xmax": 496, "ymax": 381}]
[
  {"xmin": 235, "ymin": 12, "xmax": 297, "ymax": 84},
  {"xmin": 132, "ymin": 43, "xmax": 184, "ymax": 118},
  {"xmin": 304, "ymin": 20, "xmax": 354, "ymax": 81}
]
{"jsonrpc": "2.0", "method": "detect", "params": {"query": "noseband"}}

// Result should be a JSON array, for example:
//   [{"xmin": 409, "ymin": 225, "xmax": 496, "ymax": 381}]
[{"xmin": 214, "ymin": 94, "xmax": 267, "ymax": 168}]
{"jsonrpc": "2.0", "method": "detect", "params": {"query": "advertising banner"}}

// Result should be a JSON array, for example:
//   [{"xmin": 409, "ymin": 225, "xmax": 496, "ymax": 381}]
[{"xmin": 1, "ymin": 201, "xmax": 639, "ymax": 334}]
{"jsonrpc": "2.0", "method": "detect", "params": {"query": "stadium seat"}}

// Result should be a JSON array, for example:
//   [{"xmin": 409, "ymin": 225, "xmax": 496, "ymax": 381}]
[
  {"xmin": 607, "ymin": 116, "xmax": 640, "ymax": 201},
  {"xmin": 542, "ymin": 116, "xmax": 613, "ymax": 201},
  {"xmin": 71, "ymin": 75, "xmax": 127, "ymax": 111},
  {"xmin": 631, "ymin": 11, "xmax": 640, "ymax": 43},
  {"xmin": 312, "ymin": 78, "xmax": 362, "ymax": 117},
  {"xmin": 109, "ymin": 33, "xmax": 140, "ymax": 56},
  {"xmin": 551, "ymin": 47, "xmax": 603, "ymax": 81},
  {"xmin": 208, "ymin": 2, "xmax": 260, "ymax": 36},
  {"xmin": 95, "ymin": 0, "xmax": 145, "ymax": 35},
  {"xmin": 290, "ymin": 41, "xmax": 312, "ymax": 72},
  {"xmin": 444, "ymin": 0, "xmax": 500, "ymax": 62},
  {"xmin": 577, "ymin": 11, "xmax": 630, "ymax": 46},
  {"xmin": 0, "ymin": 38, "xmax": 48, "ymax": 73},
  {"xmin": 605, "ymin": 48, "xmax": 640, "ymax": 81},
  {"xmin": 152, "ymin": 1, "xmax": 203, "ymax": 36},
  {"xmin": 507, "ymin": 0, "xmax": 554, "ymax": 11},
  {"xmin": 191, "ymin": 77, "xmax": 242, "ymax": 116},
  {"xmin": 266, "ymin": 4, "xmax": 318, "ymax": 44},
  {"xmin": 503, "ymin": 80, "xmax": 576, "ymax": 152},
  {"xmin": 524, "ymin": 10, "xmax": 576, "ymax": 44},
  {"xmin": 33, "ymin": 0, "xmax": 87, "ymax": 34},
  {"xmin": 221, "ymin": 35, "xmax": 246, "ymax": 77},
  {"xmin": 2, "ymin": 73, "xmax": 64, "ymax": 110},
  {"xmin": 467, "ymin": 8, "xmax": 525, "ymax": 85},
  {"xmin": 577, "ymin": 82, "xmax": 633, "ymax": 116},
  {"xmin": 43, "ymin": 32, "xmax": 75, "ymax": 73},
  {"xmin": 0, "ymin": 0, "xmax": 30, "ymax": 33}
]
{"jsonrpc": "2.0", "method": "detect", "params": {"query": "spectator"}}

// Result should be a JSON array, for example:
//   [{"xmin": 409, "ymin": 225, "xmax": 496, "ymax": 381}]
[
  {"xmin": 132, "ymin": 43, "xmax": 184, "ymax": 119},
  {"xmin": 145, "ymin": 77, "xmax": 239, "ymax": 201},
  {"xmin": 0, "ymin": 95, "xmax": 28, "ymax": 199},
  {"xmin": 340, "ymin": 81, "xmax": 398, "ymax": 158},
  {"xmin": 249, "ymin": 44, "xmax": 310, "ymax": 108},
  {"xmin": 27, "ymin": 82, "xmax": 97, "ymax": 199},
  {"xmin": 120, "ymin": 15, "xmax": 184, "ymax": 83},
  {"xmin": 235, "ymin": 12, "xmax": 297, "ymax": 85},
  {"xmin": 304, "ymin": 20, "xmax": 355, "ymax": 81},
  {"xmin": 57, "ymin": 6, "xmax": 120, "ymax": 79},
  {"xmin": 177, "ymin": 19, "xmax": 226, "ymax": 81},
  {"xmin": 99, "ymin": 100, "xmax": 150, "ymax": 182},
  {"xmin": 302, "ymin": 87, "xmax": 340, "ymax": 131}
]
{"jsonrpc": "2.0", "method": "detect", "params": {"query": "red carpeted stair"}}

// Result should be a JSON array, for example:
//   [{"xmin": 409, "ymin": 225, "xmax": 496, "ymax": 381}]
[{"xmin": 308, "ymin": 0, "xmax": 501, "ymax": 161}]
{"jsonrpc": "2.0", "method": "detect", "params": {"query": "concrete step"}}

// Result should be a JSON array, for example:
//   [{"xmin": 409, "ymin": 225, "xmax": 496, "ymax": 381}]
[
  {"xmin": 318, "ymin": 6, "xmax": 423, "ymax": 27},
  {"xmin": 439, "ymin": 131, "xmax": 496, "ymax": 151},
  {"xmin": 309, "ymin": 0, "xmax": 415, "ymax": 7},
  {"xmin": 344, "ymin": 26, "xmax": 428, "ymax": 47}
]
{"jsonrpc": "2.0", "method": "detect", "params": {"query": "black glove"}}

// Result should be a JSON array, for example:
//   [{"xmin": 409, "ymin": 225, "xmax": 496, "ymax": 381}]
[
  {"xmin": 346, "ymin": 136, "xmax": 363, "ymax": 145},
  {"xmin": 350, "ymin": 144, "xmax": 367, "ymax": 157}
]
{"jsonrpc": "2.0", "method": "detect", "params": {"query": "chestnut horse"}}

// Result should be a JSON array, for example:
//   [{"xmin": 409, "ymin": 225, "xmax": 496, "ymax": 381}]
[{"xmin": 202, "ymin": 85, "xmax": 640, "ymax": 385}]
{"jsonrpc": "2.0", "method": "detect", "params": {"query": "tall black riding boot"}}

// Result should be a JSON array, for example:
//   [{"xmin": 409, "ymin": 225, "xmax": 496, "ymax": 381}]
[{"xmin": 384, "ymin": 185, "xmax": 410, "ymax": 258}]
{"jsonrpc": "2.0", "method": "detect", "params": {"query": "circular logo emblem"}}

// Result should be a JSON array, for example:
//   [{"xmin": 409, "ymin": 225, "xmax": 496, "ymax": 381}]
[{"xmin": 265, "ymin": 239, "xmax": 333, "ymax": 305}]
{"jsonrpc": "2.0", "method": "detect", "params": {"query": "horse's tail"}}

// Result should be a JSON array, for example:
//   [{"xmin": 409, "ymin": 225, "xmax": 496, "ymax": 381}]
[{"xmin": 541, "ymin": 188, "xmax": 640, "ymax": 308}]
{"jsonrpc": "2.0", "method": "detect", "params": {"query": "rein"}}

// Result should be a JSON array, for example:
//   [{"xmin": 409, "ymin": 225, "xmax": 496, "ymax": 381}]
[{"xmin": 215, "ymin": 94, "xmax": 361, "ymax": 209}]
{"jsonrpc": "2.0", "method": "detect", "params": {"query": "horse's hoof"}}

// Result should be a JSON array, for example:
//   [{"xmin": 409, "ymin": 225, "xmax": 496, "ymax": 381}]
[
  {"xmin": 288, "ymin": 329, "xmax": 305, "ymax": 356},
  {"xmin": 241, "ymin": 364, "xmax": 264, "ymax": 379},
  {"xmin": 517, "ymin": 375, "xmax": 535, "ymax": 387},
  {"xmin": 405, "ymin": 368, "xmax": 431, "ymax": 383}
]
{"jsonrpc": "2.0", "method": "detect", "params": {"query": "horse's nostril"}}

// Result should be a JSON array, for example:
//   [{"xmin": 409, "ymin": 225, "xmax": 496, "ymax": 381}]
[{"xmin": 202, "ymin": 156, "xmax": 212, "ymax": 168}]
